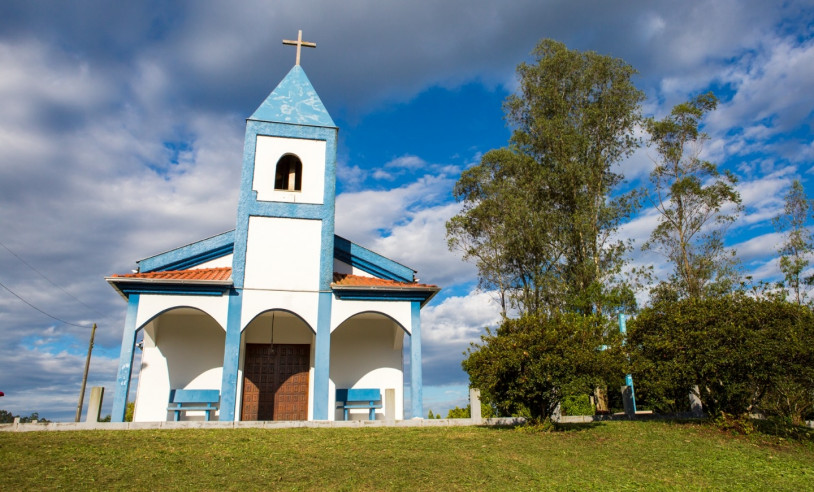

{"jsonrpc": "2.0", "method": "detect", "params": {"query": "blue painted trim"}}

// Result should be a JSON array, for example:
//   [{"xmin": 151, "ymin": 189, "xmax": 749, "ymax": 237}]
[
  {"xmin": 138, "ymin": 231, "xmax": 235, "ymax": 272},
  {"xmin": 219, "ymin": 289, "xmax": 243, "ymax": 421},
  {"xmin": 313, "ymin": 291, "xmax": 332, "ymax": 420},
  {"xmin": 250, "ymin": 65, "xmax": 337, "ymax": 128},
  {"xmin": 332, "ymin": 291, "xmax": 431, "ymax": 303},
  {"xmin": 118, "ymin": 285, "xmax": 230, "ymax": 297},
  {"xmin": 410, "ymin": 301, "xmax": 423, "ymax": 419},
  {"xmin": 334, "ymin": 236, "xmax": 415, "ymax": 283},
  {"xmin": 232, "ymin": 120, "xmax": 337, "ymax": 289},
  {"xmin": 112, "ymin": 294, "xmax": 139, "ymax": 422}
]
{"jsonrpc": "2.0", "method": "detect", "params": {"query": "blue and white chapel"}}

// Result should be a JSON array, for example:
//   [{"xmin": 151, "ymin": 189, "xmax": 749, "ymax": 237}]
[{"xmin": 106, "ymin": 33, "xmax": 439, "ymax": 422}]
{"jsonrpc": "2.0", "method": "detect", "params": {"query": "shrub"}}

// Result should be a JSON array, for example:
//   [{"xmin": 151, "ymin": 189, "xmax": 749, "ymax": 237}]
[
  {"xmin": 561, "ymin": 394, "xmax": 594, "ymax": 416},
  {"xmin": 463, "ymin": 313, "xmax": 625, "ymax": 420},
  {"xmin": 628, "ymin": 294, "xmax": 814, "ymax": 424}
]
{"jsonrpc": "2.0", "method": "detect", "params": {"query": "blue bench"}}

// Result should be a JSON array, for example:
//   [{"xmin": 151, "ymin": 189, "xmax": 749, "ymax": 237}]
[
  {"xmin": 336, "ymin": 388, "xmax": 382, "ymax": 421},
  {"xmin": 167, "ymin": 389, "xmax": 220, "ymax": 421}
]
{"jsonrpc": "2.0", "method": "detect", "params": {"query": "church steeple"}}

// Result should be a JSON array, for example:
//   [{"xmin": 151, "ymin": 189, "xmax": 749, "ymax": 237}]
[
  {"xmin": 250, "ymin": 65, "xmax": 335, "ymax": 128},
  {"xmin": 231, "ymin": 46, "xmax": 338, "ymax": 291}
]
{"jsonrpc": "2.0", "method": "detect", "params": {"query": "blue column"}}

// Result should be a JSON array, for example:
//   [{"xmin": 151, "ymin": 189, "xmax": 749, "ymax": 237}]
[
  {"xmin": 112, "ymin": 294, "xmax": 139, "ymax": 422},
  {"xmin": 410, "ymin": 301, "xmax": 423, "ymax": 419},
  {"xmin": 219, "ymin": 289, "xmax": 243, "ymax": 421},
  {"xmin": 313, "ymin": 291, "xmax": 332, "ymax": 420},
  {"xmin": 619, "ymin": 313, "xmax": 637, "ymax": 413}
]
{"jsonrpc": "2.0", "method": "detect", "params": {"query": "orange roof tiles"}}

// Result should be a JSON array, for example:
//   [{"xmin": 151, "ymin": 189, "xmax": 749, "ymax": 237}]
[
  {"xmin": 109, "ymin": 268, "xmax": 436, "ymax": 290},
  {"xmin": 332, "ymin": 273, "xmax": 437, "ymax": 289},
  {"xmin": 110, "ymin": 267, "xmax": 232, "ymax": 282}
]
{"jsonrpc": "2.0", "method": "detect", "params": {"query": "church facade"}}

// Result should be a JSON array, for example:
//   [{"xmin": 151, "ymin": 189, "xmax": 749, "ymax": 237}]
[{"xmin": 106, "ymin": 55, "xmax": 438, "ymax": 422}]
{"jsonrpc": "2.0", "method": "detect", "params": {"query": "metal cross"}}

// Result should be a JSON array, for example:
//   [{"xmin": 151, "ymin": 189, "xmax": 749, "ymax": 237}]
[{"xmin": 282, "ymin": 30, "xmax": 316, "ymax": 66}]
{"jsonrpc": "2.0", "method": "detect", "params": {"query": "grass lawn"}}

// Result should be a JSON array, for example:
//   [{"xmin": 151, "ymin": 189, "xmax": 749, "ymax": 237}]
[{"xmin": 1, "ymin": 420, "xmax": 812, "ymax": 490}]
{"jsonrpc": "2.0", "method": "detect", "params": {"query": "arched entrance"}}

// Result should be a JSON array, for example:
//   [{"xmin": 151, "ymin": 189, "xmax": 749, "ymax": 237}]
[
  {"xmin": 330, "ymin": 311, "xmax": 407, "ymax": 420},
  {"xmin": 134, "ymin": 306, "xmax": 225, "ymax": 422},
  {"xmin": 239, "ymin": 310, "xmax": 315, "ymax": 421}
]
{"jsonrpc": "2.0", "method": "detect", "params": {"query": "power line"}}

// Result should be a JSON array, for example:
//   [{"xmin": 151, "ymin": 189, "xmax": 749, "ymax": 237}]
[
  {"xmin": 0, "ymin": 240, "xmax": 105, "ymax": 317},
  {"xmin": 0, "ymin": 278, "xmax": 91, "ymax": 329}
]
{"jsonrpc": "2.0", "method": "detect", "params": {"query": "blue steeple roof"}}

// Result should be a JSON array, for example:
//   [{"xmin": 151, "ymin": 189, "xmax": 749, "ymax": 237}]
[{"xmin": 249, "ymin": 65, "xmax": 335, "ymax": 128}]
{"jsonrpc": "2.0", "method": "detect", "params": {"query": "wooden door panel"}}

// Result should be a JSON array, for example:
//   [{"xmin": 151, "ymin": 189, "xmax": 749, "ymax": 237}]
[{"xmin": 241, "ymin": 343, "xmax": 309, "ymax": 421}]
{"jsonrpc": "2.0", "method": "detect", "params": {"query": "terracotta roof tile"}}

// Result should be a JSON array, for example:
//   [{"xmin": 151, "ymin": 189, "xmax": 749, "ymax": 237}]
[
  {"xmin": 110, "ymin": 267, "xmax": 232, "ymax": 282},
  {"xmin": 332, "ymin": 273, "xmax": 437, "ymax": 289}
]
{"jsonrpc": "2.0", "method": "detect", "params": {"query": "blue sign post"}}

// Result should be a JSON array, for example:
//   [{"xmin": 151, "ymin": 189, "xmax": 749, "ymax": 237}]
[{"xmin": 618, "ymin": 313, "xmax": 637, "ymax": 413}]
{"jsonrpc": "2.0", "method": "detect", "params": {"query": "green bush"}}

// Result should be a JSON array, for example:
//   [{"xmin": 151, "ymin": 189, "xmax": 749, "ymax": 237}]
[
  {"xmin": 561, "ymin": 394, "xmax": 594, "ymax": 416},
  {"xmin": 628, "ymin": 294, "xmax": 814, "ymax": 424},
  {"xmin": 463, "ymin": 313, "xmax": 625, "ymax": 420}
]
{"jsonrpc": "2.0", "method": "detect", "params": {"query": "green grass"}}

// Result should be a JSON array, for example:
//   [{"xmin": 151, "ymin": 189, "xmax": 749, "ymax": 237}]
[{"xmin": 1, "ymin": 421, "xmax": 812, "ymax": 490}]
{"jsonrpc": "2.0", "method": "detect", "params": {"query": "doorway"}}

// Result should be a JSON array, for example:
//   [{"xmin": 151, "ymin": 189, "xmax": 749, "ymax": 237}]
[{"xmin": 241, "ymin": 343, "xmax": 310, "ymax": 421}]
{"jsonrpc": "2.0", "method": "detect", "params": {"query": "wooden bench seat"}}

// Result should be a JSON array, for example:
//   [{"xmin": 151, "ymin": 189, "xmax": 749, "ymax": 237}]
[
  {"xmin": 336, "ymin": 388, "xmax": 382, "ymax": 421},
  {"xmin": 167, "ymin": 389, "xmax": 220, "ymax": 421}
]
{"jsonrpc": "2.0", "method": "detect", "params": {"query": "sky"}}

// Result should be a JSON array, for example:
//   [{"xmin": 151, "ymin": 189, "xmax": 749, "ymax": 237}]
[{"xmin": 1, "ymin": 0, "xmax": 813, "ymax": 421}]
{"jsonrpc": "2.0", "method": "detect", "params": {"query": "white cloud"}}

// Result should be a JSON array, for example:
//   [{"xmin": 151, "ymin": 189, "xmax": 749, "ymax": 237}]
[
  {"xmin": 385, "ymin": 154, "xmax": 426, "ymax": 170},
  {"xmin": 732, "ymin": 232, "xmax": 783, "ymax": 262},
  {"xmin": 421, "ymin": 290, "xmax": 503, "ymax": 386},
  {"xmin": 423, "ymin": 291, "xmax": 502, "ymax": 346}
]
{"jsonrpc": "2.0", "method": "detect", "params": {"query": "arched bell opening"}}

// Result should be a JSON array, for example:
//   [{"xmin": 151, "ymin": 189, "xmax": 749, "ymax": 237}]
[{"xmin": 274, "ymin": 153, "xmax": 302, "ymax": 191}]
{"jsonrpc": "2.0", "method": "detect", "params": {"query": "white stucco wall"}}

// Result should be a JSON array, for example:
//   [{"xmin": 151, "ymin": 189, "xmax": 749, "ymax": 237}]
[
  {"xmin": 243, "ymin": 216, "xmax": 322, "ymax": 291},
  {"xmin": 133, "ymin": 310, "xmax": 225, "ymax": 422},
  {"xmin": 333, "ymin": 259, "xmax": 374, "ymax": 277},
  {"xmin": 193, "ymin": 253, "xmax": 233, "ymax": 269},
  {"xmin": 134, "ymin": 294, "xmax": 228, "ymax": 332},
  {"xmin": 253, "ymin": 135, "xmax": 326, "ymax": 204},
  {"xmin": 330, "ymin": 298, "xmax": 412, "ymax": 334},
  {"xmin": 329, "ymin": 316, "xmax": 404, "ymax": 420},
  {"xmin": 241, "ymin": 290, "xmax": 319, "ymax": 332}
]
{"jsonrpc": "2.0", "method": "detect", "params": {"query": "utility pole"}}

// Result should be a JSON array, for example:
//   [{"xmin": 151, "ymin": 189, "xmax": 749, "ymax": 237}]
[{"xmin": 75, "ymin": 323, "xmax": 96, "ymax": 422}]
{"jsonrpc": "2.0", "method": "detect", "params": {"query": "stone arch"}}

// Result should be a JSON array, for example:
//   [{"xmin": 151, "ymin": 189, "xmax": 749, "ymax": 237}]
[
  {"xmin": 241, "ymin": 308, "xmax": 315, "ymax": 334},
  {"xmin": 330, "ymin": 311, "xmax": 407, "ymax": 420},
  {"xmin": 134, "ymin": 306, "xmax": 225, "ymax": 422}
]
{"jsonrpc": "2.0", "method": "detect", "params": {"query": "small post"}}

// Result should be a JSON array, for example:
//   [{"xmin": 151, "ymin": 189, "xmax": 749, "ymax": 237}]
[
  {"xmin": 75, "ymin": 323, "xmax": 97, "ymax": 422},
  {"xmin": 689, "ymin": 385, "xmax": 703, "ymax": 418},
  {"xmin": 385, "ymin": 388, "xmax": 396, "ymax": 423},
  {"xmin": 86, "ymin": 386, "xmax": 104, "ymax": 422},
  {"xmin": 469, "ymin": 388, "xmax": 482, "ymax": 424},
  {"xmin": 618, "ymin": 314, "xmax": 637, "ymax": 413},
  {"xmin": 621, "ymin": 386, "xmax": 635, "ymax": 417}
]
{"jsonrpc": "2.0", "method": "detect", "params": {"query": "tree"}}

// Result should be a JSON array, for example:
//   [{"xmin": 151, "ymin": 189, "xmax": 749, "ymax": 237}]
[
  {"xmin": 463, "ymin": 313, "xmax": 625, "ymax": 421},
  {"xmin": 643, "ymin": 93, "xmax": 742, "ymax": 299},
  {"xmin": 447, "ymin": 39, "xmax": 644, "ymax": 317},
  {"xmin": 773, "ymin": 179, "xmax": 814, "ymax": 305}
]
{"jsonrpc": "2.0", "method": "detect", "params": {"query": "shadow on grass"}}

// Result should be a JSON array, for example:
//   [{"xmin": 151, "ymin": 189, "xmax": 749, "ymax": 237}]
[
  {"xmin": 750, "ymin": 418, "xmax": 814, "ymax": 442},
  {"xmin": 480, "ymin": 421, "xmax": 606, "ymax": 433}
]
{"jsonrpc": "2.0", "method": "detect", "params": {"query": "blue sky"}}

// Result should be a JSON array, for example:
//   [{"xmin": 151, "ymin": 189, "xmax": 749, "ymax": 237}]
[{"xmin": 1, "ymin": 1, "xmax": 813, "ymax": 421}]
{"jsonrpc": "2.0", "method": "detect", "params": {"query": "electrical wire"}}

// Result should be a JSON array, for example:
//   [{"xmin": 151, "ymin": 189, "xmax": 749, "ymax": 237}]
[
  {"xmin": 0, "ymin": 278, "xmax": 91, "ymax": 328},
  {"xmin": 0, "ymin": 240, "xmax": 105, "ymax": 318}
]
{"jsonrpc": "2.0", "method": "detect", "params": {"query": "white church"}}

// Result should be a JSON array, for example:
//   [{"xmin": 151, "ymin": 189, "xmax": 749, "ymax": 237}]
[{"xmin": 106, "ymin": 33, "xmax": 439, "ymax": 423}]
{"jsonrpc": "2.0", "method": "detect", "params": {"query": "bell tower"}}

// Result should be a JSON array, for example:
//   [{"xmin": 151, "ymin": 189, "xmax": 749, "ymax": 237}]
[
  {"xmin": 220, "ymin": 32, "xmax": 338, "ymax": 421},
  {"xmin": 231, "ymin": 51, "xmax": 337, "ymax": 292}
]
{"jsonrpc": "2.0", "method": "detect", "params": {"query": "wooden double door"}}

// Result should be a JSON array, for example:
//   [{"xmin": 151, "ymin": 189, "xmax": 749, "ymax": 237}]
[{"xmin": 241, "ymin": 343, "xmax": 310, "ymax": 421}]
